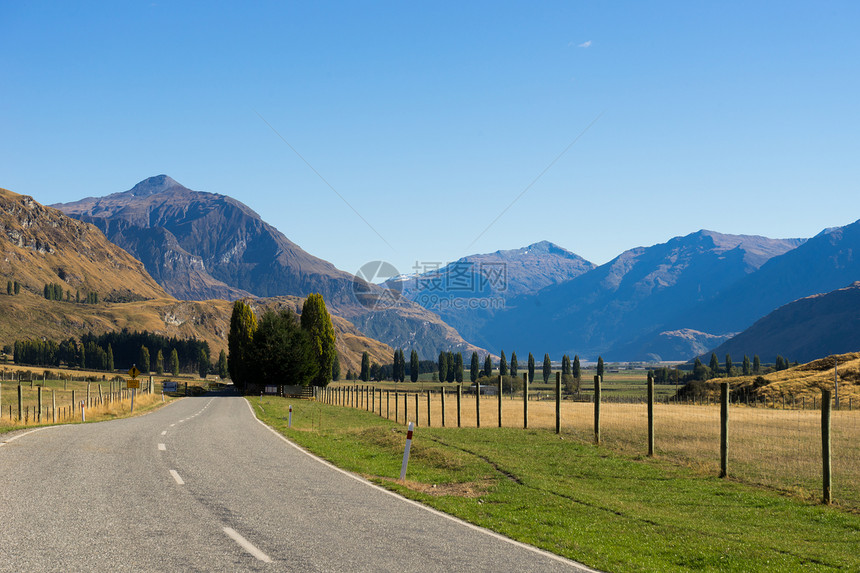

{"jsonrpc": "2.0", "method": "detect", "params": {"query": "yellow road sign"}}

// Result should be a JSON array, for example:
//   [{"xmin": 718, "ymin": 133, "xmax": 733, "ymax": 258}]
[
  {"xmin": 127, "ymin": 379, "xmax": 140, "ymax": 389},
  {"xmin": 128, "ymin": 366, "xmax": 140, "ymax": 379}
]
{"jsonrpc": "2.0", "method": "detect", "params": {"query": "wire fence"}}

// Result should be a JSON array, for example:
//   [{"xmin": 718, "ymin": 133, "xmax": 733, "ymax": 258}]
[{"xmin": 318, "ymin": 379, "xmax": 860, "ymax": 511}]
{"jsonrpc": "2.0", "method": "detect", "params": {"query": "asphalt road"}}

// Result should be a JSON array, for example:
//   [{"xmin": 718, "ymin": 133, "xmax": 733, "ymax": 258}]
[{"xmin": 0, "ymin": 392, "xmax": 596, "ymax": 572}]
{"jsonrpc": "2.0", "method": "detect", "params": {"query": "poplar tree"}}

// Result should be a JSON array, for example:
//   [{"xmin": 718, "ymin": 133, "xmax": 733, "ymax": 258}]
[
  {"xmin": 542, "ymin": 353, "xmax": 551, "ymax": 383},
  {"xmin": 753, "ymin": 355, "xmax": 761, "ymax": 374},
  {"xmin": 107, "ymin": 344, "xmax": 114, "ymax": 372},
  {"xmin": 454, "ymin": 352, "xmax": 464, "ymax": 383},
  {"xmin": 709, "ymin": 353, "xmax": 720, "ymax": 376},
  {"xmin": 169, "ymin": 348, "xmax": 179, "ymax": 376},
  {"xmin": 561, "ymin": 354, "xmax": 571, "ymax": 377},
  {"xmin": 301, "ymin": 293, "xmax": 337, "ymax": 386},
  {"xmin": 446, "ymin": 351, "xmax": 455, "ymax": 383},
  {"xmin": 470, "ymin": 352, "xmax": 479, "ymax": 383},
  {"xmin": 725, "ymin": 354, "xmax": 733, "ymax": 377},
  {"xmin": 198, "ymin": 348, "xmax": 209, "ymax": 379},
  {"xmin": 499, "ymin": 350, "xmax": 508, "ymax": 376},
  {"xmin": 360, "ymin": 351, "xmax": 370, "ymax": 382},
  {"xmin": 228, "ymin": 300, "xmax": 258, "ymax": 392},
  {"xmin": 597, "ymin": 356, "xmax": 604, "ymax": 379},
  {"xmin": 510, "ymin": 351, "xmax": 518, "ymax": 377},
  {"xmin": 139, "ymin": 345, "xmax": 150, "ymax": 373},
  {"xmin": 331, "ymin": 352, "xmax": 341, "ymax": 381},
  {"xmin": 483, "ymin": 355, "xmax": 492, "ymax": 378},
  {"xmin": 572, "ymin": 355, "xmax": 581, "ymax": 380},
  {"xmin": 410, "ymin": 349, "xmax": 419, "ymax": 382},
  {"xmin": 218, "ymin": 350, "xmax": 228, "ymax": 379},
  {"xmin": 156, "ymin": 350, "xmax": 165, "ymax": 375},
  {"xmin": 528, "ymin": 352, "xmax": 535, "ymax": 383},
  {"xmin": 742, "ymin": 355, "xmax": 751, "ymax": 376},
  {"xmin": 438, "ymin": 351, "xmax": 447, "ymax": 383}
]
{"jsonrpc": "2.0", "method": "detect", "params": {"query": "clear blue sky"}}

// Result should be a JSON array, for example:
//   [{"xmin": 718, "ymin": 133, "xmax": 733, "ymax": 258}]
[{"xmin": 3, "ymin": 2, "xmax": 859, "ymax": 278}]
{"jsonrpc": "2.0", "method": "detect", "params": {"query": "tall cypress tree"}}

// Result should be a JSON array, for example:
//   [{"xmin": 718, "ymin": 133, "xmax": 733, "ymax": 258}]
[
  {"xmin": 139, "ymin": 345, "xmax": 150, "ymax": 374},
  {"xmin": 156, "ymin": 349, "xmax": 165, "ymax": 375},
  {"xmin": 331, "ymin": 352, "xmax": 341, "ymax": 381},
  {"xmin": 228, "ymin": 300, "xmax": 258, "ymax": 391},
  {"xmin": 528, "ymin": 352, "xmax": 535, "ymax": 383},
  {"xmin": 561, "ymin": 354, "xmax": 571, "ymax": 377},
  {"xmin": 410, "ymin": 349, "xmax": 419, "ymax": 382},
  {"xmin": 572, "ymin": 355, "xmax": 581, "ymax": 380},
  {"xmin": 198, "ymin": 347, "xmax": 209, "ymax": 379},
  {"xmin": 725, "ymin": 354, "xmax": 733, "ymax": 377},
  {"xmin": 393, "ymin": 348, "xmax": 401, "ymax": 381},
  {"xmin": 709, "ymin": 353, "xmax": 720, "ymax": 377},
  {"xmin": 742, "ymin": 355, "xmax": 751, "ymax": 376},
  {"xmin": 106, "ymin": 344, "xmax": 114, "ymax": 372},
  {"xmin": 438, "ymin": 351, "xmax": 448, "ymax": 383},
  {"xmin": 446, "ymin": 351, "xmax": 455, "ymax": 383},
  {"xmin": 542, "ymin": 353, "xmax": 551, "ymax": 383},
  {"xmin": 499, "ymin": 350, "xmax": 508, "ymax": 376},
  {"xmin": 510, "ymin": 351, "xmax": 518, "ymax": 377},
  {"xmin": 454, "ymin": 352, "xmax": 464, "ymax": 383},
  {"xmin": 753, "ymin": 355, "xmax": 761, "ymax": 373},
  {"xmin": 483, "ymin": 354, "xmax": 492, "ymax": 378},
  {"xmin": 218, "ymin": 349, "xmax": 228, "ymax": 379},
  {"xmin": 360, "ymin": 351, "xmax": 370, "ymax": 381},
  {"xmin": 301, "ymin": 293, "xmax": 337, "ymax": 387},
  {"xmin": 597, "ymin": 356, "xmax": 604, "ymax": 379},
  {"xmin": 169, "ymin": 348, "xmax": 180, "ymax": 376},
  {"xmin": 470, "ymin": 351, "xmax": 479, "ymax": 383}
]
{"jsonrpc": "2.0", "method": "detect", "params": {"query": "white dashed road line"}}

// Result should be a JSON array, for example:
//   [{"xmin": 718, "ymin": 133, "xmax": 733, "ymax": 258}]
[
  {"xmin": 158, "ymin": 443, "xmax": 166, "ymax": 451},
  {"xmin": 223, "ymin": 527, "xmax": 273, "ymax": 563},
  {"xmin": 169, "ymin": 470, "xmax": 185, "ymax": 485}
]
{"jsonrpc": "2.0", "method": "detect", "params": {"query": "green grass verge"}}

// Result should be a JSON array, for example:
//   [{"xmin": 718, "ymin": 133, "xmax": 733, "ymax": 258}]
[{"xmin": 251, "ymin": 396, "xmax": 860, "ymax": 573}]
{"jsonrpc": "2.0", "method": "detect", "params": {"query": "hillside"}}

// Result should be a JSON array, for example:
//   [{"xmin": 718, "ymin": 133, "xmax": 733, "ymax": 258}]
[
  {"xmin": 0, "ymin": 186, "xmax": 391, "ymax": 373},
  {"xmin": 0, "ymin": 187, "xmax": 170, "ymax": 302},
  {"xmin": 385, "ymin": 241, "xmax": 595, "ymax": 348},
  {"xmin": 54, "ymin": 175, "xmax": 482, "ymax": 357},
  {"xmin": 480, "ymin": 230, "xmax": 803, "ymax": 360},
  {"xmin": 702, "ymin": 282, "xmax": 860, "ymax": 365}
]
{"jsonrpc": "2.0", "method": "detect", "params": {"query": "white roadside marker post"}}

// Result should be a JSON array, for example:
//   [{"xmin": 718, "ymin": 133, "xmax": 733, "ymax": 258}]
[
  {"xmin": 399, "ymin": 422, "xmax": 414, "ymax": 481},
  {"xmin": 81, "ymin": 401, "xmax": 85, "ymax": 423},
  {"xmin": 288, "ymin": 405, "xmax": 292, "ymax": 428}
]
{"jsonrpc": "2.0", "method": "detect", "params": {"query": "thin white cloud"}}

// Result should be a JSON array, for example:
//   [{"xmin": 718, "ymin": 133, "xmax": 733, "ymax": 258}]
[{"xmin": 578, "ymin": 40, "xmax": 592, "ymax": 48}]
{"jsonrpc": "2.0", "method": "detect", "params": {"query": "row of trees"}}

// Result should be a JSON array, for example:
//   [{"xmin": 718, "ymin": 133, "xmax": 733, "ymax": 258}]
[
  {"xmin": 6, "ymin": 280, "xmax": 21, "ymax": 295},
  {"xmin": 227, "ymin": 294, "xmax": 337, "ymax": 392},
  {"xmin": 41, "ymin": 283, "xmax": 98, "ymax": 303},
  {"xmin": 12, "ymin": 330, "xmax": 212, "ymax": 376}
]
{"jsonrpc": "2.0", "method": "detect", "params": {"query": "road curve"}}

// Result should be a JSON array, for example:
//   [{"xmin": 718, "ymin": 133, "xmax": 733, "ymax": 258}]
[{"xmin": 0, "ymin": 392, "xmax": 596, "ymax": 572}]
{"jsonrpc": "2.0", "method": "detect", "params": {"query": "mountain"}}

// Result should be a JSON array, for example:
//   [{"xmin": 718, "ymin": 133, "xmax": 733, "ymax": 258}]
[
  {"xmin": 384, "ymin": 241, "xmax": 595, "ymax": 348},
  {"xmin": 1, "ymin": 186, "xmax": 392, "ymax": 371},
  {"xmin": 702, "ymin": 281, "xmax": 860, "ymax": 365},
  {"xmin": 479, "ymin": 230, "xmax": 804, "ymax": 360},
  {"xmin": 0, "ymin": 187, "xmax": 169, "ymax": 301},
  {"xmin": 54, "ymin": 176, "xmax": 481, "ymax": 358}
]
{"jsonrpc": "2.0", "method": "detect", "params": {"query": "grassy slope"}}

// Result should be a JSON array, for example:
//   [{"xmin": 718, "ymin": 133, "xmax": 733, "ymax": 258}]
[{"xmin": 251, "ymin": 397, "xmax": 860, "ymax": 573}]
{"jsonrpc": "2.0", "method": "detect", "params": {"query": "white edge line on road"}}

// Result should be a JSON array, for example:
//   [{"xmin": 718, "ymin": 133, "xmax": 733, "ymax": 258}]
[
  {"xmin": 242, "ymin": 398, "xmax": 597, "ymax": 572},
  {"xmin": 0, "ymin": 426, "xmax": 57, "ymax": 447},
  {"xmin": 161, "ymin": 430, "xmax": 167, "ymax": 435},
  {"xmin": 158, "ymin": 443, "xmax": 166, "ymax": 451},
  {"xmin": 223, "ymin": 527, "xmax": 273, "ymax": 563},
  {"xmin": 169, "ymin": 469, "xmax": 185, "ymax": 485}
]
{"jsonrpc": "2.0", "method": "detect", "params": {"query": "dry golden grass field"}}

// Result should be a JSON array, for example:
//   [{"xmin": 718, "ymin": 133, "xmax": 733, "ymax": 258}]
[{"xmin": 329, "ymin": 384, "xmax": 860, "ymax": 511}]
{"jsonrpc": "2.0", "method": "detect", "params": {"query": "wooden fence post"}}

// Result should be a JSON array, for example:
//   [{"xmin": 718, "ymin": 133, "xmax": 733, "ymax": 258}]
[
  {"xmin": 498, "ymin": 375, "xmax": 503, "ymax": 428},
  {"xmin": 441, "ymin": 386, "xmax": 446, "ymax": 427},
  {"xmin": 395, "ymin": 392, "xmax": 399, "ymax": 423},
  {"xmin": 556, "ymin": 372, "xmax": 561, "ymax": 434},
  {"xmin": 372, "ymin": 386, "xmax": 375, "ymax": 413},
  {"xmin": 594, "ymin": 375, "xmax": 601, "ymax": 445},
  {"xmin": 822, "ymin": 389, "xmax": 832, "ymax": 505},
  {"xmin": 52, "ymin": 389, "xmax": 56, "ymax": 423},
  {"xmin": 720, "ymin": 382, "xmax": 729, "ymax": 478},
  {"xmin": 18, "ymin": 384, "xmax": 23, "ymax": 421},
  {"xmin": 426, "ymin": 391, "xmax": 431, "ymax": 427},
  {"xmin": 647, "ymin": 372, "xmax": 655, "ymax": 457},
  {"xmin": 415, "ymin": 392, "xmax": 420, "ymax": 427},
  {"xmin": 457, "ymin": 384, "xmax": 462, "ymax": 428},
  {"xmin": 403, "ymin": 392, "xmax": 408, "ymax": 424},
  {"xmin": 72, "ymin": 390, "xmax": 76, "ymax": 416},
  {"xmin": 476, "ymin": 379, "xmax": 481, "ymax": 428},
  {"xmin": 37, "ymin": 386, "xmax": 42, "ymax": 423},
  {"xmin": 523, "ymin": 373, "xmax": 528, "ymax": 429}
]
